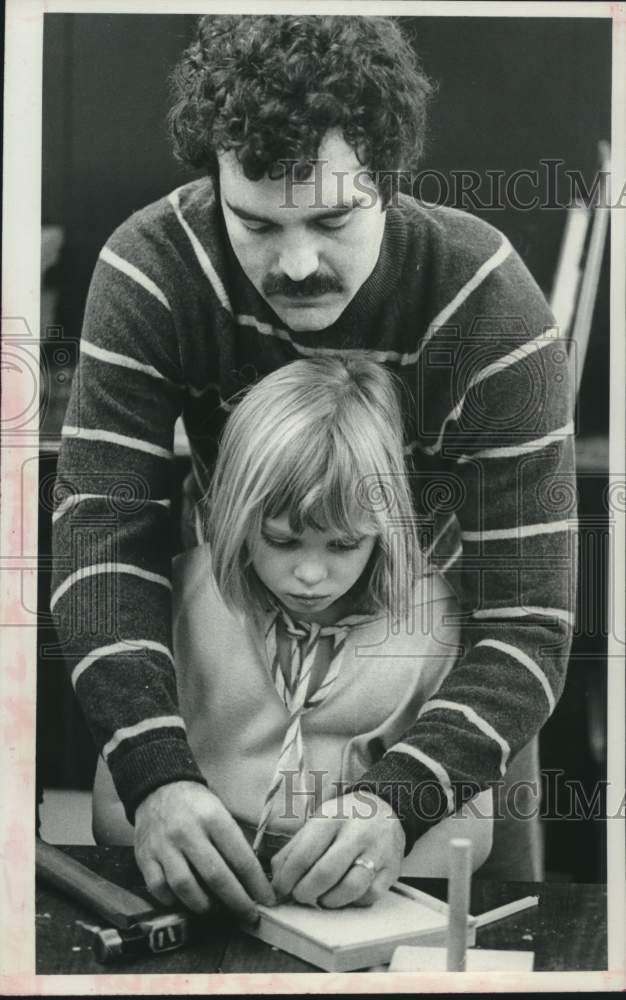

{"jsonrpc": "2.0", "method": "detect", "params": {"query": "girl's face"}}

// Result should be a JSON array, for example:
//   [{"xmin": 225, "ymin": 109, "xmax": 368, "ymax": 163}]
[{"xmin": 249, "ymin": 513, "xmax": 377, "ymax": 624}]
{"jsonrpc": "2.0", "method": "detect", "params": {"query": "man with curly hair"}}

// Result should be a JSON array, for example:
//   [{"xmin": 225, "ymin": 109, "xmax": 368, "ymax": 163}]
[{"xmin": 52, "ymin": 14, "xmax": 576, "ymax": 921}]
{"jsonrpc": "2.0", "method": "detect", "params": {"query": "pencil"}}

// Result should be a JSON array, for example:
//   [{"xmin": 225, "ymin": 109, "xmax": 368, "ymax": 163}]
[{"xmin": 446, "ymin": 837, "xmax": 472, "ymax": 972}]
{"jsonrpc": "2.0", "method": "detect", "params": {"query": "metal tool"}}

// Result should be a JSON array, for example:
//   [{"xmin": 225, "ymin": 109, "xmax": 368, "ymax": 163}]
[
  {"xmin": 36, "ymin": 839, "xmax": 216, "ymax": 963},
  {"xmin": 88, "ymin": 912, "xmax": 198, "ymax": 963}
]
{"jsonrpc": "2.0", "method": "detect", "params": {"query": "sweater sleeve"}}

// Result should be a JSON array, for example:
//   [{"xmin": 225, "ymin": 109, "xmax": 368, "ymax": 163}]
[
  {"xmin": 352, "ymin": 237, "xmax": 577, "ymax": 853},
  {"xmin": 50, "ymin": 233, "xmax": 208, "ymax": 823}
]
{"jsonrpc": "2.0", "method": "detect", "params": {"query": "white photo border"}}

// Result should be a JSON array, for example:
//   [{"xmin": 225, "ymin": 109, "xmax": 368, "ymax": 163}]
[{"xmin": 1, "ymin": 0, "xmax": 624, "ymax": 993}]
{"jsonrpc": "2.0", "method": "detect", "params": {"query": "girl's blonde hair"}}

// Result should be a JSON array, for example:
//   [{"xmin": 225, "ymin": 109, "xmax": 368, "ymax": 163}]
[{"xmin": 205, "ymin": 355, "xmax": 420, "ymax": 621}]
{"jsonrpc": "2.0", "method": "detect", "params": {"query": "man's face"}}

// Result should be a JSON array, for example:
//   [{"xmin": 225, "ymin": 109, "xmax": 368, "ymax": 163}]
[{"xmin": 218, "ymin": 130, "xmax": 386, "ymax": 332}]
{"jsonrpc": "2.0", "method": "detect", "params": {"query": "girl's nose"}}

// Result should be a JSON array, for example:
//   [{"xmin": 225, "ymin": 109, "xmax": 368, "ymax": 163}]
[{"xmin": 293, "ymin": 557, "xmax": 328, "ymax": 587}]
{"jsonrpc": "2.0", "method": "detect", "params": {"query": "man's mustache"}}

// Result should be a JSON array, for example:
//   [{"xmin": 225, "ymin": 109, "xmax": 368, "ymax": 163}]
[{"xmin": 262, "ymin": 272, "xmax": 343, "ymax": 298}]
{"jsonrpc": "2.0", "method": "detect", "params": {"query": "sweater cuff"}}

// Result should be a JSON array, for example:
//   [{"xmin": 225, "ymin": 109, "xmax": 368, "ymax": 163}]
[
  {"xmin": 109, "ymin": 736, "xmax": 208, "ymax": 825},
  {"xmin": 349, "ymin": 753, "xmax": 450, "ymax": 855}
]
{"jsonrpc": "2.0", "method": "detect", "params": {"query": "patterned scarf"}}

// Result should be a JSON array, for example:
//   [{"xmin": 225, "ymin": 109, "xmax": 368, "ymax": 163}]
[{"xmin": 252, "ymin": 606, "xmax": 353, "ymax": 853}]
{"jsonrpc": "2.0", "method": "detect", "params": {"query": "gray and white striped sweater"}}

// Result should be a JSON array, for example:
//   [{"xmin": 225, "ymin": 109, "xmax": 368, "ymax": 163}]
[{"xmin": 51, "ymin": 178, "xmax": 577, "ymax": 851}]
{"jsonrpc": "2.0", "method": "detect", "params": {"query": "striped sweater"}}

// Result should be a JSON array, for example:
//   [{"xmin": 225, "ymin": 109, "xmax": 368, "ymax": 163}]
[{"xmin": 51, "ymin": 177, "xmax": 577, "ymax": 852}]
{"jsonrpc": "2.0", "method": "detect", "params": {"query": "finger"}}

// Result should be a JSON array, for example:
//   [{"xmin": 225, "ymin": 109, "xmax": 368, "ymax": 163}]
[
  {"xmin": 185, "ymin": 839, "xmax": 260, "ymax": 925},
  {"xmin": 352, "ymin": 892, "xmax": 375, "ymax": 907},
  {"xmin": 159, "ymin": 850, "xmax": 212, "ymax": 915},
  {"xmin": 209, "ymin": 814, "xmax": 276, "ymax": 906},
  {"xmin": 269, "ymin": 833, "xmax": 296, "ymax": 873},
  {"xmin": 345, "ymin": 870, "xmax": 390, "ymax": 907},
  {"xmin": 289, "ymin": 837, "xmax": 360, "ymax": 906},
  {"xmin": 140, "ymin": 857, "xmax": 176, "ymax": 907},
  {"xmin": 355, "ymin": 880, "xmax": 384, "ymax": 907},
  {"xmin": 271, "ymin": 820, "xmax": 338, "ymax": 899},
  {"xmin": 320, "ymin": 867, "xmax": 389, "ymax": 909},
  {"xmin": 269, "ymin": 835, "xmax": 299, "ymax": 887}
]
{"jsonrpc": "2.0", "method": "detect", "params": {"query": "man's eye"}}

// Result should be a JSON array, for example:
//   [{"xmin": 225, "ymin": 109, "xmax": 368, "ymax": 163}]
[{"xmin": 317, "ymin": 215, "xmax": 351, "ymax": 231}]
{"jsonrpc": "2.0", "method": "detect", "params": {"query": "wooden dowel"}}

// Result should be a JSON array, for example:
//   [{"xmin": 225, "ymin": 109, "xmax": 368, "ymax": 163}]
[
  {"xmin": 549, "ymin": 203, "xmax": 591, "ymax": 335},
  {"xmin": 446, "ymin": 838, "xmax": 472, "ymax": 972},
  {"xmin": 569, "ymin": 147, "xmax": 610, "ymax": 395},
  {"xmin": 391, "ymin": 881, "xmax": 450, "ymax": 915},
  {"xmin": 474, "ymin": 895, "xmax": 539, "ymax": 929}
]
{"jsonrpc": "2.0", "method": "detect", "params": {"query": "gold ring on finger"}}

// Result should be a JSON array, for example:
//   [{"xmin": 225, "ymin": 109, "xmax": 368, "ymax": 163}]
[{"xmin": 352, "ymin": 855, "xmax": 377, "ymax": 878}]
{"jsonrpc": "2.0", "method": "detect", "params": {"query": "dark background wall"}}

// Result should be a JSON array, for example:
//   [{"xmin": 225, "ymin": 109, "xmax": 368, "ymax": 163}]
[{"xmin": 39, "ymin": 13, "xmax": 612, "ymax": 881}]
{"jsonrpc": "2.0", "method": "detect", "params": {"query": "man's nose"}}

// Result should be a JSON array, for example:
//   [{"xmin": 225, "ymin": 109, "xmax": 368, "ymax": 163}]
[
  {"xmin": 277, "ymin": 236, "xmax": 319, "ymax": 282},
  {"xmin": 293, "ymin": 557, "xmax": 328, "ymax": 586}
]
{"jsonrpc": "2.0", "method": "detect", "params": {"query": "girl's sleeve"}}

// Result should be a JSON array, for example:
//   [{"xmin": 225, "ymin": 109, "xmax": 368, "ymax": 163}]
[
  {"xmin": 352, "ymin": 238, "xmax": 577, "ymax": 854},
  {"xmin": 50, "ymin": 228, "xmax": 207, "ymax": 824}
]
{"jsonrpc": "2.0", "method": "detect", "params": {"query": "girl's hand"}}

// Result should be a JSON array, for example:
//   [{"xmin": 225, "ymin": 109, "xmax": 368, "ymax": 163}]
[
  {"xmin": 270, "ymin": 790, "xmax": 405, "ymax": 908},
  {"xmin": 134, "ymin": 781, "xmax": 277, "ymax": 923}
]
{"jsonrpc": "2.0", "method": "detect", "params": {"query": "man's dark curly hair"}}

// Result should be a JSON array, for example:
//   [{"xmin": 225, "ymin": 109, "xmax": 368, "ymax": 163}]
[{"xmin": 168, "ymin": 15, "xmax": 434, "ymax": 203}]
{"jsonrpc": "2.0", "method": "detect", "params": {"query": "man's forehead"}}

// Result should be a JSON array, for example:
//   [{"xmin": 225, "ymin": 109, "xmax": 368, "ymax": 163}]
[{"xmin": 217, "ymin": 131, "xmax": 375, "ymax": 215}]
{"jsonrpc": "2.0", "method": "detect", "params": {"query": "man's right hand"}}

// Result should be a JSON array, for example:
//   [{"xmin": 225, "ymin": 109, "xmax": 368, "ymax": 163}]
[{"xmin": 134, "ymin": 781, "xmax": 276, "ymax": 923}]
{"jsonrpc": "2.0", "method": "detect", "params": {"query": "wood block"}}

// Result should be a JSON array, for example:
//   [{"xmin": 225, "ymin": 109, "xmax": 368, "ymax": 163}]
[
  {"xmin": 389, "ymin": 945, "xmax": 535, "ymax": 972},
  {"xmin": 244, "ymin": 885, "xmax": 476, "ymax": 972}
]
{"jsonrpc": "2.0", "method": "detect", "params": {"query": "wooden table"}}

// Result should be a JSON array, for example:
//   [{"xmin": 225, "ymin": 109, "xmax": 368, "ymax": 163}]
[{"xmin": 35, "ymin": 846, "xmax": 607, "ymax": 974}]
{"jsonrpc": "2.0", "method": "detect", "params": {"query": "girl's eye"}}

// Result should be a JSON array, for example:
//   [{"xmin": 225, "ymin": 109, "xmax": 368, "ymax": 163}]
[
  {"xmin": 262, "ymin": 535, "xmax": 297, "ymax": 549},
  {"xmin": 242, "ymin": 220, "xmax": 274, "ymax": 234},
  {"xmin": 329, "ymin": 539, "xmax": 361, "ymax": 552}
]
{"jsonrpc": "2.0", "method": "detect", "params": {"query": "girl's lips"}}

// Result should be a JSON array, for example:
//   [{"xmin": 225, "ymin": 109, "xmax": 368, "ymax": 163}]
[{"xmin": 288, "ymin": 593, "xmax": 330, "ymax": 602}]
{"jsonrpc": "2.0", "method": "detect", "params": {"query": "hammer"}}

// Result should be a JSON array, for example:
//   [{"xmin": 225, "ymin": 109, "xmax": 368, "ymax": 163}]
[{"xmin": 36, "ymin": 839, "xmax": 218, "ymax": 963}]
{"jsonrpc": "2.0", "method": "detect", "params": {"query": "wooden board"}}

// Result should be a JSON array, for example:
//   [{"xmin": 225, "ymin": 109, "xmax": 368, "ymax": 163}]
[
  {"xmin": 389, "ymin": 945, "xmax": 535, "ymax": 972},
  {"xmin": 244, "ymin": 884, "xmax": 476, "ymax": 972}
]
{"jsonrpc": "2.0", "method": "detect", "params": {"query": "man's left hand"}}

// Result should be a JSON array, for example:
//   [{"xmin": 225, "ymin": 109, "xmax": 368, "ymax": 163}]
[{"xmin": 270, "ymin": 790, "xmax": 405, "ymax": 908}]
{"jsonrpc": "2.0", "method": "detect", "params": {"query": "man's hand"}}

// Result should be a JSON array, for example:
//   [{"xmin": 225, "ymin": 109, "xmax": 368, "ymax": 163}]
[
  {"xmin": 134, "ymin": 781, "xmax": 276, "ymax": 922},
  {"xmin": 270, "ymin": 791, "xmax": 405, "ymax": 908}
]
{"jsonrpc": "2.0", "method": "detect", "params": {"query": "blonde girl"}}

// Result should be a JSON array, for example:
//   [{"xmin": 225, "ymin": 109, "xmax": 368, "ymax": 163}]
[{"xmin": 93, "ymin": 356, "xmax": 492, "ymax": 917}]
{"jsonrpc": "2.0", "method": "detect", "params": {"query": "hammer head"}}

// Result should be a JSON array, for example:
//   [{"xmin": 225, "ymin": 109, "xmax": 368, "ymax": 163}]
[{"xmin": 88, "ymin": 912, "xmax": 193, "ymax": 963}]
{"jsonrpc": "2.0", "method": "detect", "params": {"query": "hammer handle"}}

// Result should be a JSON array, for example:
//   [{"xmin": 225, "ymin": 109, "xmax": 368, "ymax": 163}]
[{"xmin": 36, "ymin": 840, "xmax": 156, "ymax": 929}]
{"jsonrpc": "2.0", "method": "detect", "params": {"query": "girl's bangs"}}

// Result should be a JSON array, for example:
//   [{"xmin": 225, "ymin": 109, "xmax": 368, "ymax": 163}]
[{"xmin": 261, "ymin": 431, "xmax": 382, "ymax": 539}]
